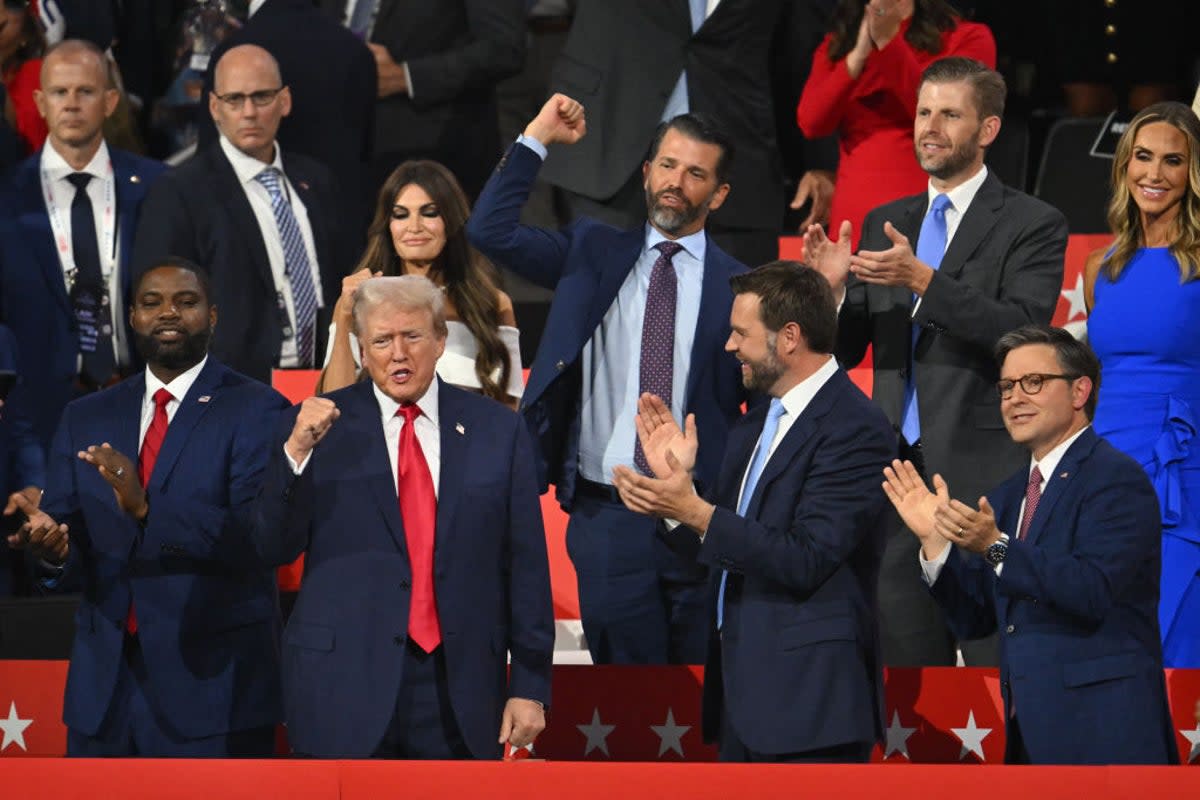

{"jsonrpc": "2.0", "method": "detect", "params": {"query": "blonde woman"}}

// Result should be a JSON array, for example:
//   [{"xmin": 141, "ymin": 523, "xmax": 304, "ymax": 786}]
[{"xmin": 1084, "ymin": 101, "xmax": 1200, "ymax": 667}]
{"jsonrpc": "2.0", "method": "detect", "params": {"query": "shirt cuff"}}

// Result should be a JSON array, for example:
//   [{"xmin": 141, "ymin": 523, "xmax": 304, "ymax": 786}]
[
  {"xmin": 403, "ymin": 62, "xmax": 414, "ymax": 99},
  {"xmin": 918, "ymin": 540, "xmax": 951, "ymax": 585},
  {"xmin": 285, "ymin": 445, "xmax": 310, "ymax": 475},
  {"xmin": 516, "ymin": 134, "xmax": 549, "ymax": 160}
]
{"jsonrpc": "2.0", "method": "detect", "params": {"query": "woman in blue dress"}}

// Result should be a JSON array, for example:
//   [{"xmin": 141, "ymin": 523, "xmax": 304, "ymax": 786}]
[{"xmin": 1085, "ymin": 101, "xmax": 1200, "ymax": 667}]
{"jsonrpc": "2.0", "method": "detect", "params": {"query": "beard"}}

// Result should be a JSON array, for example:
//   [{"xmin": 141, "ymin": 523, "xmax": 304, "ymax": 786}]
[
  {"xmin": 133, "ymin": 327, "xmax": 212, "ymax": 372},
  {"xmin": 645, "ymin": 186, "xmax": 709, "ymax": 235},
  {"xmin": 915, "ymin": 131, "xmax": 981, "ymax": 182},
  {"xmin": 741, "ymin": 337, "xmax": 785, "ymax": 393}
]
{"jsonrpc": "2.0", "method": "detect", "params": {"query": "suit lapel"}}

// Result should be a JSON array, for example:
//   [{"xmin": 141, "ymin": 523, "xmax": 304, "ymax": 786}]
[
  {"xmin": 433, "ymin": 379, "xmax": 466, "ymax": 574},
  {"xmin": 115, "ymin": 372, "xmax": 146, "ymax": 468},
  {"xmin": 1023, "ymin": 428, "xmax": 1097, "ymax": 547},
  {"xmin": 345, "ymin": 380, "xmax": 409, "ymax": 555},
  {"xmin": 721, "ymin": 405, "xmax": 764, "ymax": 507},
  {"xmin": 287, "ymin": 160, "xmax": 332, "ymax": 303},
  {"xmin": 744, "ymin": 369, "xmax": 845, "ymax": 519},
  {"xmin": 684, "ymin": 237, "xmax": 732, "ymax": 408},
  {"xmin": 209, "ymin": 146, "xmax": 277, "ymax": 298},
  {"xmin": 112, "ymin": 152, "xmax": 149, "ymax": 301},
  {"xmin": 146, "ymin": 359, "xmax": 223, "ymax": 491},
  {"xmin": 15, "ymin": 158, "xmax": 74, "ymax": 316},
  {"xmin": 937, "ymin": 172, "xmax": 1003, "ymax": 281},
  {"xmin": 587, "ymin": 227, "xmax": 645, "ymax": 336}
]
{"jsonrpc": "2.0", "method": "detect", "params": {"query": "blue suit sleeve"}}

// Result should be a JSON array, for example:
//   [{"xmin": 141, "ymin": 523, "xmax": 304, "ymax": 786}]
[
  {"xmin": 138, "ymin": 391, "xmax": 290, "ymax": 569},
  {"xmin": 465, "ymin": 141, "xmax": 572, "ymax": 290},
  {"xmin": 504, "ymin": 418, "xmax": 555, "ymax": 707},
  {"xmin": 929, "ymin": 546, "xmax": 1000, "ymax": 640},
  {"xmin": 250, "ymin": 405, "xmax": 313, "ymax": 567}
]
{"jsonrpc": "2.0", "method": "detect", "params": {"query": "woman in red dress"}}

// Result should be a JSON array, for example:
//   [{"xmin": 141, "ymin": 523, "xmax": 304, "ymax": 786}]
[
  {"xmin": 796, "ymin": 0, "xmax": 994, "ymax": 247},
  {"xmin": 0, "ymin": 0, "xmax": 46, "ymax": 154}
]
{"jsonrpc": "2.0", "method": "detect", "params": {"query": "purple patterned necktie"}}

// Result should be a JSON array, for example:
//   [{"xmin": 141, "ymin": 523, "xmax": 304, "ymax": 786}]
[
  {"xmin": 634, "ymin": 241, "xmax": 682, "ymax": 475},
  {"xmin": 1017, "ymin": 465, "xmax": 1043, "ymax": 541}
]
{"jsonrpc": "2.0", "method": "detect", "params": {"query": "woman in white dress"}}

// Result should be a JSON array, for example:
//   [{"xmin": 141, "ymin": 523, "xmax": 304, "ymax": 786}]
[{"xmin": 317, "ymin": 160, "xmax": 523, "ymax": 405}]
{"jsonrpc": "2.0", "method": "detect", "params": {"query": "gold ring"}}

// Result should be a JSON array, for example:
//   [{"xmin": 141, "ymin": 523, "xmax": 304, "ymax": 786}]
[
  {"xmin": 114, "ymin": 467, "xmax": 124, "ymax": 478},
  {"xmin": 957, "ymin": 527, "xmax": 964, "ymax": 536}
]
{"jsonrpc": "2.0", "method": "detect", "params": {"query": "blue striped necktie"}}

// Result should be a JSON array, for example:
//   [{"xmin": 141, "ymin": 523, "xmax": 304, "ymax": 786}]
[{"xmin": 255, "ymin": 167, "xmax": 318, "ymax": 367}]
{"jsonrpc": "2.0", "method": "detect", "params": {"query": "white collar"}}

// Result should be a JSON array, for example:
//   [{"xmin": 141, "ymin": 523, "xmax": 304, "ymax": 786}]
[
  {"xmin": 41, "ymin": 138, "xmax": 112, "ymax": 182},
  {"xmin": 927, "ymin": 164, "xmax": 989, "ymax": 215},
  {"xmin": 248, "ymin": 0, "xmax": 268, "ymax": 16},
  {"xmin": 219, "ymin": 133, "xmax": 285, "ymax": 186},
  {"xmin": 371, "ymin": 375, "xmax": 441, "ymax": 429},
  {"xmin": 776, "ymin": 355, "xmax": 839, "ymax": 420},
  {"xmin": 144, "ymin": 355, "xmax": 209, "ymax": 403},
  {"xmin": 644, "ymin": 224, "xmax": 708, "ymax": 266},
  {"xmin": 1030, "ymin": 425, "xmax": 1090, "ymax": 485}
]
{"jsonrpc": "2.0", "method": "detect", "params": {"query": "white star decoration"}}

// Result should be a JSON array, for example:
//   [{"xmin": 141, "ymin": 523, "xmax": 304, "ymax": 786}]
[
  {"xmin": 1180, "ymin": 724, "xmax": 1200, "ymax": 764},
  {"xmin": 1060, "ymin": 273, "xmax": 1088, "ymax": 322},
  {"xmin": 577, "ymin": 708, "xmax": 616, "ymax": 757},
  {"xmin": 951, "ymin": 710, "xmax": 992, "ymax": 761},
  {"xmin": 884, "ymin": 710, "xmax": 917, "ymax": 760},
  {"xmin": 650, "ymin": 708, "xmax": 691, "ymax": 758},
  {"xmin": 0, "ymin": 702, "xmax": 32, "ymax": 753}
]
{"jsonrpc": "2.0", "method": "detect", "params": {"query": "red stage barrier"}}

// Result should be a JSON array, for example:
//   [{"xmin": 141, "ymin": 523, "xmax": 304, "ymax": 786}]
[
  {"xmin": 2, "ymin": 662, "xmax": 1198, "ymax": 764},
  {"xmin": 0, "ymin": 758, "xmax": 1195, "ymax": 799}
]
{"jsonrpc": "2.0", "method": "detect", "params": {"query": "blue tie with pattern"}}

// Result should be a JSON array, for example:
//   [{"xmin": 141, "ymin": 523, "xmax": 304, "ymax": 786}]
[
  {"xmin": 717, "ymin": 397, "xmax": 786, "ymax": 630},
  {"xmin": 900, "ymin": 193, "xmax": 951, "ymax": 446},
  {"xmin": 255, "ymin": 167, "xmax": 318, "ymax": 367}
]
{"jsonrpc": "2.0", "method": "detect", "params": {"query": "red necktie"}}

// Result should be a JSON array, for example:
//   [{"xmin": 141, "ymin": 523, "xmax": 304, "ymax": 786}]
[
  {"xmin": 397, "ymin": 404, "xmax": 441, "ymax": 652},
  {"xmin": 128, "ymin": 388, "xmax": 173, "ymax": 634},
  {"xmin": 1017, "ymin": 465, "xmax": 1043, "ymax": 541}
]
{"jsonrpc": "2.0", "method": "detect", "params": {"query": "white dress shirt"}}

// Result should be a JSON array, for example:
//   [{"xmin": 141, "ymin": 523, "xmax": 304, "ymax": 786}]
[
  {"xmin": 40, "ymin": 139, "xmax": 129, "ymax": 367},
  {"xmin": 218, "ymin": 134, "xmax": 323, "ymax": 368},
  {"xmin": 139, "ymin": 356, "xmax": 209, "ymax": 446},
  {"xmin": 911, "ymin": 164, "xmax": 989, "ymax": 316},
  {"xmin": 289, "ymin": 379, "xmax": 441, "ymax": 497},
  {"xmin": 920, "ymin": 425, "xmax": 1091, "ymax": 583}
]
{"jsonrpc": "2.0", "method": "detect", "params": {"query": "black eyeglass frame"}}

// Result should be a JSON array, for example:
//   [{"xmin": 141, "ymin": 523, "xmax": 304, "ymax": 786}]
[{"xmin": 212, "ymin": 86, "xmax": 287, "ymax": 109}]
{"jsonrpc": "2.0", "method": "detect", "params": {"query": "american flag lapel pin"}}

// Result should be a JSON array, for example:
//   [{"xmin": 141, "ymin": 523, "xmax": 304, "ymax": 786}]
[
  {"xmin": 130, "ymin": 174, "xmax": 141, "ymax": 184},
  {"xmin": 1059, "ymin": 472, "xmax": 1069, "ymax": 479},
  {"xmin": 198, "ymin": 395, "xmax": 212, "ymax": 403},
  {"xmin": 298, "ymin": 180, "xmax": 310, "ymax": 191},
  {"xmin": 455, "ymin": 422, "xmax": 465, "ymax": 435}
]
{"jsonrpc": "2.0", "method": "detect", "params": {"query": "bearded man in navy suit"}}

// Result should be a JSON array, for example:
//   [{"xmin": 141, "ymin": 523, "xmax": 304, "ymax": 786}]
[
  {"xmin": 613, "ymin": 262, "xmax": 895, "ymax": 762},
  {"xmin": 9, "ymin": 259, "xmax": 289, "ymax": 757}
]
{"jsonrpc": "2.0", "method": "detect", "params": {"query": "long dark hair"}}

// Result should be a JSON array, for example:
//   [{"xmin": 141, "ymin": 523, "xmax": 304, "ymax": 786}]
[
  {"xmin": 0, "ymin": 3, "xmax": 45, "ymax": 75},
  {"xmin": 827, "ymin": 0, "xmax": 959, "ymax": 62},
  {"xmin": 355, "ymin": 160, "xmax": 511, "ymax": 400}
]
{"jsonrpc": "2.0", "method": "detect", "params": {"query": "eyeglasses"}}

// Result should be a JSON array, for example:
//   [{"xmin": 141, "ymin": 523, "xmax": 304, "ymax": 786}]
[
  {"xmin": 213, "ymin": 87, "xmax": 285, "ymax": 109},
  {"xmin": 996, "ymin": 373, "xmax": 1078, "ymax": 400}
]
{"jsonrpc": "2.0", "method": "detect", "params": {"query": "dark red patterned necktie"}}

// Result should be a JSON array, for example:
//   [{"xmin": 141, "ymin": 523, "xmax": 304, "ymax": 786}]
[
  {"xmin": 634, "ymin": 241, "xmax": 682, "ymax": 475},
  {"xmin": 1017, "ymin": 465, "xmax": 1043, "ymax": 541}
]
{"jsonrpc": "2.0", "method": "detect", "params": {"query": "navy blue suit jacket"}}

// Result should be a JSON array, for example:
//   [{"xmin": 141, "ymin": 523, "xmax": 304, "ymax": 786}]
[
  {"xmin": 253, "ymin": 378, "xmax": 555, "ymax": 758},
  {"xmin": 931, "ymin": 427, "xmax": 1178, "ymax": 764},
  {"xmin": 0, "ymin": 148, "xmax": 165, "ymax": 451},
  {"xmin": 43, "ymin": 358, "xmax": 289, "ymax": 739},
  {"xmin": 467, "ymin": 141, "xmax": 748, "ymax": 507},
  {"xmin": 0, "ymin": 325, "xmax": 43, "ymax": 596},
  {"xmin": 694, "ymin": 368, "xmax": 895, "ymax": 754}
]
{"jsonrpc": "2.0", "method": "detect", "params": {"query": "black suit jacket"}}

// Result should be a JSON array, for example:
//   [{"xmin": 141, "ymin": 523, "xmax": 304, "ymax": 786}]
[
  {"xmin": 131, "ymin": 142, "xmax": 345, "ymax": 383},
  {"xmin": 321, "ymin": 0, "xmax": 525, "ymax": 195},
  {"xmin": 836, "ymin": 171, "xmax": 1068, "ymax": 504},
  {"xmin": 198, "ymin": 0, "xmax": 377, "ymax": 222},
  {"xmin": 540, "ymin": 0, "xmax": 831, "ymax": 231}
]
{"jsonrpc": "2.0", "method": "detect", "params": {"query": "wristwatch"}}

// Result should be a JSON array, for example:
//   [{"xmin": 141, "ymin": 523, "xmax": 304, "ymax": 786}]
[{"xmin": 984, "ymin": 533, "xmax": 1010, "ymax": 567}]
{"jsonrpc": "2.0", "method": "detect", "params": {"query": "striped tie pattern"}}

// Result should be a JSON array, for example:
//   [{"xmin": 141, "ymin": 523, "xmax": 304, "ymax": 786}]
[{"xmin": 255, "ymin": 167, "xmax": 318, "ymax": 366}]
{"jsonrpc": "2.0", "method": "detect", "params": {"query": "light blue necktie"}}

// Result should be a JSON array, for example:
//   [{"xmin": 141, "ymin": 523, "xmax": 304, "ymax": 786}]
[
  {"xmin": 717, "ymin": 397, "xmax": 786, "ymax": 630},
  {"xmin": 900, "ymin": 193, "xmax": 951, "ymax": 446},
  {"xmin": 660, "ymin": 0, "xmax": 709, "ymax": 121},
  {"xmin": 255, "ymin": 167, "xmax": 319, "ymax": 367},
  {"xmin": 346, "ymin": 0, "xmax": 379, "ymax": 38}
]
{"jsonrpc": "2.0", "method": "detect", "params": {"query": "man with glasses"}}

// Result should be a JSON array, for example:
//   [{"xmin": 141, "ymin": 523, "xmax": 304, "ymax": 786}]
[
  {"xmin": 881, "ymin": 324, "xmax": 1178, "ymax": 765},
  {"xmin": 804, "ymin": 57, "xmax": 1068, "ymax": 667},
  {"xmin": 132, "ymin": 44, "xmax": 344, "ymax": 384}
]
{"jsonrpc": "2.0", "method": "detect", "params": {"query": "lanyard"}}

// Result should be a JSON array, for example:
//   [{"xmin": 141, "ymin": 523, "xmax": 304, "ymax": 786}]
[{"xmin": 41, "ymin": 159, "xmax": 118, "ymax": 284}]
